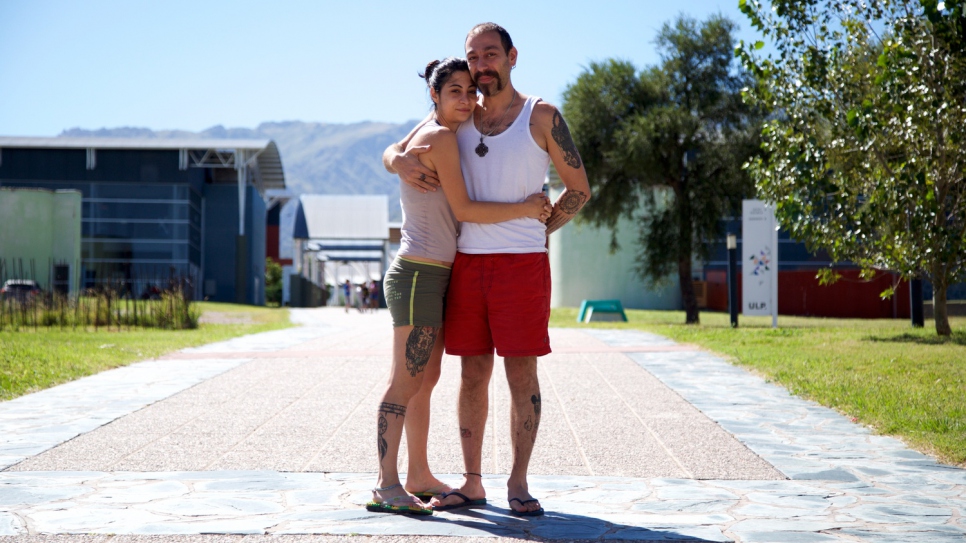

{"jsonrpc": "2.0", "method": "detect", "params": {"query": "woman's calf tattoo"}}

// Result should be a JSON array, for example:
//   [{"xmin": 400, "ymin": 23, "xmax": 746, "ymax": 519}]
[{"xmin": 377, "ymin": 402, "xmax": 406, "ymax": 460}]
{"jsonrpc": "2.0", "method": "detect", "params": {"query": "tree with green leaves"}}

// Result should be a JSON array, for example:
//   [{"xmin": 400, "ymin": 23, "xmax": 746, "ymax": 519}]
[
  {"xmin": 563, "ymin": 14, "xmax": 763, "ymax": 324},
  {"xmin": 265, "ymin": 258, "xmax": 283, "ymax": 306},
  {"xmin": 737, "ymin": 0, "xmax": 966, "ymax": 336}
]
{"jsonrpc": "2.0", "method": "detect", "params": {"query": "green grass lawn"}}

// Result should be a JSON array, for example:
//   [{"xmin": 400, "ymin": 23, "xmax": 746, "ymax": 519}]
[
  {"xmin": 551, "ymin": 308, "xmax": 966, "ymax": 466},
  {"xmin": 0, "ymin": 302, "xmax": 293, "ymax": 402}
]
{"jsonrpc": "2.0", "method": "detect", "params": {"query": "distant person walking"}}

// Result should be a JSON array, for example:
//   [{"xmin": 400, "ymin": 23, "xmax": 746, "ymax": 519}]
[
  {"xmin": 367, "ymin": 56, "xmax": 551, "ymax": 515},
  {"xmin": 368, "ymin": 280, "xmax": 379, "ymax": 311},
  {"xmin": 369, "ymin": 281, "xmax": 379, "ymax": 312},
  {"xmin": 360, "ymin": 283, "xmax": 370, "ymax": 313},
  {"xmin": 342, "ymin": 280, "xmax": 352, "ymax": 313}
]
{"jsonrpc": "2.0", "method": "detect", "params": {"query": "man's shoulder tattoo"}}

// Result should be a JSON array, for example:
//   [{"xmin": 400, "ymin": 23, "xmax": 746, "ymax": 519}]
[{"xmin": 551, "ymin": 110, "xmax": 582, "ymax": 169}]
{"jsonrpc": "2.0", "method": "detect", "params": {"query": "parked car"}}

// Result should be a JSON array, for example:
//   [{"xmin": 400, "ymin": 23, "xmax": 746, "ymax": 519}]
[{"xmin": 0, "ymin": 279, "xmax": 42, "ymax": 302}]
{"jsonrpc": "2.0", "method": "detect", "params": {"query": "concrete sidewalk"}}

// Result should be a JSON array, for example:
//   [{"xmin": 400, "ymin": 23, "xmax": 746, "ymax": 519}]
[{"xmin": 1, "ymin": 308, "xmax": 963, "ymax": 542}]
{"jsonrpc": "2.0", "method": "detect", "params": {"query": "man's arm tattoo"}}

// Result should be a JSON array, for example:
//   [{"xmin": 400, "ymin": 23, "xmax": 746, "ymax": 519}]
[
  {"xmin": 377, "ymin": 402, "xmax": 406, "ymax": 461},
  {"xmin": 405, "ymin": 326, "xmax": 439, "ymax": 377},
  {"xmin": 545, "ymin": 190, "xmax": 588, "ymax": 234},
  {"xmin": 551, "ymin": 110, "xmax": 582, "ymax": 169}
]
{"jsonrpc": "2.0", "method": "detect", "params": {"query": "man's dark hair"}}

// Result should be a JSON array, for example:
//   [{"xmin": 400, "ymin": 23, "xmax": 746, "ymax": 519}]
[{"xmin": 467, "ymin": 22, "xmax": 513, "ymax": 54}]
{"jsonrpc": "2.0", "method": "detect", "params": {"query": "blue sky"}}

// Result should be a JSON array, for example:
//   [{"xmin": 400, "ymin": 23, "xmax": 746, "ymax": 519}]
[{"xmin": 0, "ymin": 0, "xmax": 761, "ymax": 136}]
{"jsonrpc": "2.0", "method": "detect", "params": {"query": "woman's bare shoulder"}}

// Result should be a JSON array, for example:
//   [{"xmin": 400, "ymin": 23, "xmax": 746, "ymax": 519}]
[{"xmin": 408, "ymin": 123, "xmax": 457, "ymax": 149}]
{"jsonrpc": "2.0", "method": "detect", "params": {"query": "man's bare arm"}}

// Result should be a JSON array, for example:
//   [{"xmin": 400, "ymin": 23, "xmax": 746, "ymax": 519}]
[
  {"xmin": 381, "ymin": 141, "xmax": 406, "ymax": 174},
  {"xmin": 382, "ymin": 113, "xmax": 440, "ymax": 192},
  {"xmin": 545, "ymin": 187, "xmax": 589, "ymax": 234},
  {"xmin": 541, "ymin": 106, "xmax": 591, "ymax": 235}
]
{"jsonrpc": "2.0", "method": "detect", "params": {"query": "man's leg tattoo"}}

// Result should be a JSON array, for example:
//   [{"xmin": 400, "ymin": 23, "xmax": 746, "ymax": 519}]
[
  {"xmin": 377, "ymin": 402, "xmax": 406, "ymax": 461},
  {"xmin": 460, "ymin": 427, "xmax": 472, "ymax": 438},
  {"xmin": 530, "ymin": 394, "xmax": 542, "ymax": 443},
  {"xmin": 405, "ymin": 326, "xmax": 439, "ymax": 377}
]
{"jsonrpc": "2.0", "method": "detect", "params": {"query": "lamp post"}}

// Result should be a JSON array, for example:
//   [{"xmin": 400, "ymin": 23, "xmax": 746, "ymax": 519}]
[
  {"xmin": 910, "ymin": 278, "xmax": 924, "ymax": 328},
  {"xmin": 727, "ymin": 233, "xmax": 738, "ymax": 328}
]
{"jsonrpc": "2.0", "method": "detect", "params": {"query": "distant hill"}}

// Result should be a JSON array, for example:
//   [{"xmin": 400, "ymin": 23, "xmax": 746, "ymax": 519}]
[{"xmin": 60, "ymin": 120, "xmax": 418, "ymax": 221}]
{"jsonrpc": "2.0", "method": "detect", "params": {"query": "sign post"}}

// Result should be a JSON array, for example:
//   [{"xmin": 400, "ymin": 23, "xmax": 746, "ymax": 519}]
[{"xmin": 742, "ymin": 200, "xmax": 779, "ymax": 328}]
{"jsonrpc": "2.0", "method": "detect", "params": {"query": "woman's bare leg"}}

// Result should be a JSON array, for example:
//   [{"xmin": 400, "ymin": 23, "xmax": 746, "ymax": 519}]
[
  {"xmin": 403, "ymin": 328, "xmax": 450, "ymax": 494},
  {"xmin": 372, "ymin": 325, "xmax": 439, "ymax": 509}
]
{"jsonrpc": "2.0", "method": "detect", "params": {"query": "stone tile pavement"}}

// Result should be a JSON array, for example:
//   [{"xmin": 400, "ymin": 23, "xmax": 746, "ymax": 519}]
[{"xmin": 0, "ymin": 308, "xmax": 963, "ymax": 542}]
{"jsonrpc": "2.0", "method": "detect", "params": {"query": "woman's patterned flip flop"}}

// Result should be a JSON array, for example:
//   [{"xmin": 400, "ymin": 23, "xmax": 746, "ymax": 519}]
[{"xmin": 365, "ymin": 494, "xmax": 433, "ymax": 515}]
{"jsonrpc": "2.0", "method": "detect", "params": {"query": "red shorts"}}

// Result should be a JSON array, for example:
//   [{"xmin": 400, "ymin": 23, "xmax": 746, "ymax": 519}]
[{"xmin": 444, "ymin": 252, "xmax": 551, "ymax": 358}]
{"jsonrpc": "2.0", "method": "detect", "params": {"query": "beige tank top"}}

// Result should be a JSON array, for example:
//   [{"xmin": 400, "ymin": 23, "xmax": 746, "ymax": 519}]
[{"xmin": 397, "ymin": 130, "xmax": 460, "ymax": 262}]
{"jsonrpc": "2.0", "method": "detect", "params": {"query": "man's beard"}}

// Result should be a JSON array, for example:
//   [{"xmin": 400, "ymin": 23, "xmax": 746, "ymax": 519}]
[{"xmin": 474, "ymin": 70, "xmax": 506, "ymax": 97}]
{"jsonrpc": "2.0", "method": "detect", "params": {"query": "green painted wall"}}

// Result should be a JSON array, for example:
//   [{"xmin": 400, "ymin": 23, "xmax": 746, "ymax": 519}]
[
  {"xmin": 0, "ymin": 188, "xmax": 81, "ymax": 291},
  {"xmin": 548, "ymin": 185, "xmax": 681, "ymax": 310}
]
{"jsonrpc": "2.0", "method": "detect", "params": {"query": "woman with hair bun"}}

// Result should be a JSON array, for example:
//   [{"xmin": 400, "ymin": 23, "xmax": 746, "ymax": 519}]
[{"xmin": 367, "ymin": 57, "xmax": 551, "ymax": 515}]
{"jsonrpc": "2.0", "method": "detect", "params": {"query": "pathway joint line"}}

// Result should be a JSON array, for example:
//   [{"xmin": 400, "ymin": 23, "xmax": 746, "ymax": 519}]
[
  {"xmin": 542, "ymin": 358, "xmax": 595, "ymax": 476},
  {"xmin": 300, "ymin": 367, "xmax": 390, "ymax": 472},
  {"xmin": 104, "ymin": 360, "xmax": 259, "ymax": 471},
  {"xmin": 202, "ymin": 358, "xmax": 350, "ymax": 470},
  {"xmin": 158, "ymin": 344, "xmax": 701, "ymax": 360},
  {"xmin": 587, "ymin": 353, "xmax": 694, "ymax": 479}
]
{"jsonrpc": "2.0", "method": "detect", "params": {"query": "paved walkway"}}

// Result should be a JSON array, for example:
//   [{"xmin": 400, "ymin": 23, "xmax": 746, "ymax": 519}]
[{"xmin": 1, "ymin": 308, "xmax": 964, "ymax": 542}]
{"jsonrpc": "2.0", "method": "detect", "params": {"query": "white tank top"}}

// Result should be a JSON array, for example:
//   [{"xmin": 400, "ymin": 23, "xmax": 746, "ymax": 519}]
[{"xmin": 456, "ymin": 95, "xmax": 550, "ymax": 254}]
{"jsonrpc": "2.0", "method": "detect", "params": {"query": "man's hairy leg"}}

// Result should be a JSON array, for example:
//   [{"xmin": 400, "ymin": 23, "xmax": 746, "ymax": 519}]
[
  {"xmin": 505, "ymin": 356, "xmax": 543, "ymax": 513},
  {"xmin": 430, "ymin": 353, "xmax": 493, "ymax": 508}
]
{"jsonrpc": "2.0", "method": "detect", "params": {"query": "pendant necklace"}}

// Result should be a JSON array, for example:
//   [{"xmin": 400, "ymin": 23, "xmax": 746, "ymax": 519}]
[{"xmin": 475, "ymin": 91, "xmax": 517, "ymax": 157}]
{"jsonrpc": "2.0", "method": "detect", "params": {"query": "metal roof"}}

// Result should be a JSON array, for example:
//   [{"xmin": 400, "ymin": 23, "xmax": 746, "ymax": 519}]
[
  {"xmin": 0, "ymin": 136, "xmax": 286, "ymax": 190},
  {"xmin": 0, "ymin": 136, "xmax": 271, "ymax": 150},
  {"xmin": 294, "ymin": 194, "xmax": 389, "ymax": 240}
]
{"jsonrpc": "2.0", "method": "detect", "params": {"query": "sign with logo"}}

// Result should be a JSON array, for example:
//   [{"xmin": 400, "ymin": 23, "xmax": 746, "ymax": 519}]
[{"xmin": 742, "ymin": 199, "xmax": 778, "ymax": 320}]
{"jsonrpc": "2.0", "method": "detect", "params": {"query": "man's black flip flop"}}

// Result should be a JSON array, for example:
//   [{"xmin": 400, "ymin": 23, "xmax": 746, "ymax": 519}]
[
  {"xmin": 432, "ymin": 490, "xmax": 487, "ymax": 512},
  {"xmin": 509, "ymin": 497, "xmax": 545, "ymax": 517}
]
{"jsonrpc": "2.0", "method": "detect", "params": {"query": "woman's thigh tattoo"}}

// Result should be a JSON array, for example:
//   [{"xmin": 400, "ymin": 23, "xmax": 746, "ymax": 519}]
[{"xmin": 405, "ymin": 326, "xmax": 439, "ymax": 377}]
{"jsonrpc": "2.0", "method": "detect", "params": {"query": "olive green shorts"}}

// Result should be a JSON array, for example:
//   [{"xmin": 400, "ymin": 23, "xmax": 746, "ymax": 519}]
[{"xmin": 383, "ymin": 257, "xmax": 452, "ymax": 328}]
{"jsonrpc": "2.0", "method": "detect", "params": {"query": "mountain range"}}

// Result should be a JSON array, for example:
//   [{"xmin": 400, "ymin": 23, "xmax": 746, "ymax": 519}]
[{"xmin": 60, "ymin": 120, "xmax": 419, "ymax": 221}]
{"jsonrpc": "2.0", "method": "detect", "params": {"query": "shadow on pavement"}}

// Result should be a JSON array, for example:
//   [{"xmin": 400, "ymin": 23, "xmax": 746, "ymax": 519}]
[{"xmin": 417, "ymin": 505, "xmax": 724, "ymax": 542}]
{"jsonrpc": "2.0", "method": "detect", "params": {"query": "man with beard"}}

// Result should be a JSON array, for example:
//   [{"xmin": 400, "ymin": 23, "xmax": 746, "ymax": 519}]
[{"xmin": 383, "ymin": 22, "xmax": 590, "ymax": 516}]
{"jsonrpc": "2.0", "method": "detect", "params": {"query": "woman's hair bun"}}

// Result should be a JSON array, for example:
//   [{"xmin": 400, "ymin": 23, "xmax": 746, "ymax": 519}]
[{"xmin": 421, "ymin": 59, "xmax": 442, "ymax": 81}]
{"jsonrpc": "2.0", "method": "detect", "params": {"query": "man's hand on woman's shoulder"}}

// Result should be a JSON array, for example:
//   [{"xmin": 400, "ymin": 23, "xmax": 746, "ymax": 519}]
[{"xmin": 387, "ymin": 144, "xmax": 441, "ymax": 193}]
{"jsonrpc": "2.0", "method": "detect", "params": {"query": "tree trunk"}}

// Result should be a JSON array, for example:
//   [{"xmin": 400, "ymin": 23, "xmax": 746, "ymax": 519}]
[
  {"xmin": 675, "ymin": 175, "xmax": 699, "ymax": 325},
  {"xmin": 932, "ymin": 264, "xmax": 951, "ymax": 336},
  {"xmin": 678, "ymin": 256, "xmax": 700, "ymax": 324}
]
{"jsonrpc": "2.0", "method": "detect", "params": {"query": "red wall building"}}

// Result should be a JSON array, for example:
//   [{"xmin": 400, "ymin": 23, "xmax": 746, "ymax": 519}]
[
  {"xmin": 704, "ymin": 269, "xmax": 910, "ymax": 319},
  {"xmin": 703, "ymin": 220, "xmax": 912, "ymax": 319},
  {"xmin": 266, "ymin": 201, "xmax": 292, "ymax": 267}
]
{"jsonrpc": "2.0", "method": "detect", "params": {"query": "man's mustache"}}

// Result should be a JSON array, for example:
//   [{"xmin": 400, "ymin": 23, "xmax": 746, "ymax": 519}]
[{"xmin": 474, "ymin": 70, "xmax": 501, "ymax": 82}]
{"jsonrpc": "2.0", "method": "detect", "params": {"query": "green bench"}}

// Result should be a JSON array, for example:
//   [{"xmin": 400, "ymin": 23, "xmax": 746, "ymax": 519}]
[{"xmin": 577, "ymin": 299, "xmax": 628, "ymax": 323}]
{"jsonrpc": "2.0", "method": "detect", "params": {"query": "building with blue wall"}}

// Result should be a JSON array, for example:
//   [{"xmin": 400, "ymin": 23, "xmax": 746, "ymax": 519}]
[{"xmin": 0, "ymin": 137, "xmax": 285, "ymax": 305}]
